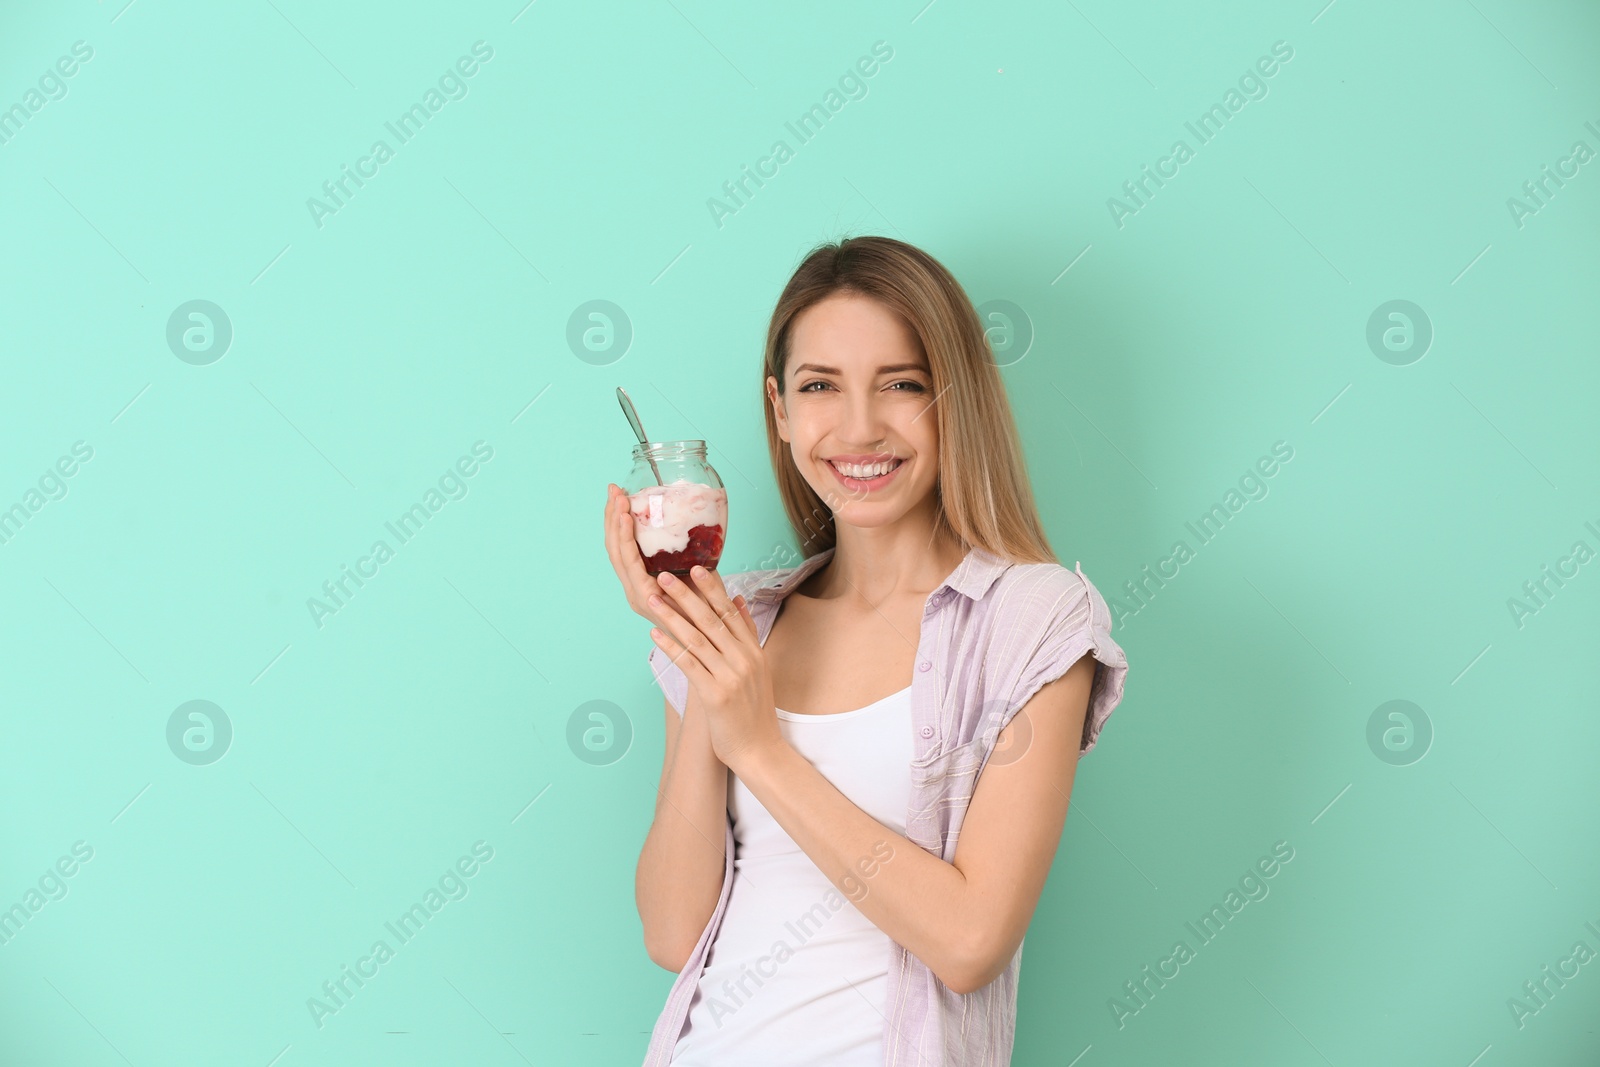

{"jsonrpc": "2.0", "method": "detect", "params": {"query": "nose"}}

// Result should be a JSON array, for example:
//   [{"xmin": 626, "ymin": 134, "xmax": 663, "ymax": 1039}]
[{"xmin": 842, "ymin": 391, "xmax": 891, "ymax": 452}]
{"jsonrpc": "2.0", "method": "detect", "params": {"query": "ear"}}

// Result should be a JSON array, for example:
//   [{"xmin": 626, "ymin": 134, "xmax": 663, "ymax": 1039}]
[{"xmin": 766, "ymin": 375, "xmax": 790, "ymax": 442}]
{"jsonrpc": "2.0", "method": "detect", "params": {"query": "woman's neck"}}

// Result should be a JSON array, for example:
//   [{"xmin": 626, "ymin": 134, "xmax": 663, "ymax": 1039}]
[{"xmin": 807, "ymin": 520, "xmax": 968, "ymax": 604}]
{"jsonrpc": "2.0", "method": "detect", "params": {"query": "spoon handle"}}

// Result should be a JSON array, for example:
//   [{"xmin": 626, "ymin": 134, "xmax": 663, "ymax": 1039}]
[
  {"xmin": 617, "ymin": 387, "xmax": 648, "ymax": 445},
  {"xmin": 616, "ymin": 388, "xmax": 666, "ymax": 486}
]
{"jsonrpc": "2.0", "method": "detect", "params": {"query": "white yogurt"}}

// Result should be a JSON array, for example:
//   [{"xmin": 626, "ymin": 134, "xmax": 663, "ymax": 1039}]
[{"xmin": 629, "ymin": 479, "xmax": 728, "ymax": 557}]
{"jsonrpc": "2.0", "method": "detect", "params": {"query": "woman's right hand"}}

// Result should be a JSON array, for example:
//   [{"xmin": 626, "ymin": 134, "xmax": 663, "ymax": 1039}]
[{"xmin": 604, "ymin": 483, "xmax": 737, "ymax": 624}]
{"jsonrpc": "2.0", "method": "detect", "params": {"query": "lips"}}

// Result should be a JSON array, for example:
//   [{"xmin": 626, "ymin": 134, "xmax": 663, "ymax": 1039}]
[{"xmin": 826, "ymin": 456, "xmax": 905, "ymax": 490}]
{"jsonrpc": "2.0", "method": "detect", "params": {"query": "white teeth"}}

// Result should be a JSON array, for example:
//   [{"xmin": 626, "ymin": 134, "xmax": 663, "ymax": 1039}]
[{"xmin": 832, "ymin": 458, "xmax": 901, "ymax": 479}]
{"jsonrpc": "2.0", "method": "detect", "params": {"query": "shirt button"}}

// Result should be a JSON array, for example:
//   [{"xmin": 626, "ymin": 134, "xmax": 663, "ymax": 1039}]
[
  {"xmin": 918, "ymin": 660, "xmax": 932, "ymax": 672},
  {"xmin": 920, "ymin": 726, "xmax": 934, "ymax": 738}
]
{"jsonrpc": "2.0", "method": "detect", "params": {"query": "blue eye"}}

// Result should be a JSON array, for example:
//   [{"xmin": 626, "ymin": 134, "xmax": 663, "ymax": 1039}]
[{"xmin": 798, "ymin": 380, "xmax": 926, "ymax": 393}]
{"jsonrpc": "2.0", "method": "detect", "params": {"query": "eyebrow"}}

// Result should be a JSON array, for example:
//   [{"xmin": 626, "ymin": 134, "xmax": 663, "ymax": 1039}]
[{"xmin": 791, "ymin": 362, "xmax": 929, "ymax": 376}]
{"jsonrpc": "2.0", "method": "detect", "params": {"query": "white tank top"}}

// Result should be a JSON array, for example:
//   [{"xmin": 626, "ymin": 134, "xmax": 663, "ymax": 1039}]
[{"xmin": 670, "ymin": 686, "xmax": 914, "ymax": 1066}]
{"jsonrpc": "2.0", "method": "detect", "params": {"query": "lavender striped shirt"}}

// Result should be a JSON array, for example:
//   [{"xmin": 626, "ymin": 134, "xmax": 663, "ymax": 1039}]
[{"xmin": 642, "ymin": 543, "xmax": 1130, "ymax": 1066}]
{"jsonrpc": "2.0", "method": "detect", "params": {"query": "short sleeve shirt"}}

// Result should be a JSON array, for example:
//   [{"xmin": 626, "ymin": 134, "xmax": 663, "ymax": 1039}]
[{"xmin": 641, "ymin": 544, "xmax": 1130, "ymax": 1066}]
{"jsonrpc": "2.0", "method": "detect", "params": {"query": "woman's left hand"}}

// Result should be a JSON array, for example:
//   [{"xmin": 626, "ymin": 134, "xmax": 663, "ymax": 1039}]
[{"xmin": 646, "ymin": 566, "xmax": 784, "ymax": 769}]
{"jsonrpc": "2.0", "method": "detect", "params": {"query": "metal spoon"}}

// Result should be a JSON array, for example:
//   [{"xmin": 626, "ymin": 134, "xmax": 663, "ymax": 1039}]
[{"xmin": 616, "ymin": 387, "xmax": 665, "ymax": 486}]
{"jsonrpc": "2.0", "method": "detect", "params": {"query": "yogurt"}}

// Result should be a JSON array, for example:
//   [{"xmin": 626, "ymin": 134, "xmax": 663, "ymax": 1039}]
[{"xmin": 629, "ymin": 479, "xmax": 728, "ymax": 574}]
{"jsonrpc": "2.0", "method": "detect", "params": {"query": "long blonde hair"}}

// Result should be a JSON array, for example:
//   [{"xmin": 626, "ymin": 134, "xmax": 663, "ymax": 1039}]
[{"xmin": 762, "ymin": 235, "xmax": 1058, "ymax": 566}]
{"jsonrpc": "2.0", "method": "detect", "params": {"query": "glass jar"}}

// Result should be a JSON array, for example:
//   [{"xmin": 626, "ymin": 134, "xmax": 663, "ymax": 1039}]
[{"xmin": 623, "ymin": 440, "xmax": 728, "ymax": 577}]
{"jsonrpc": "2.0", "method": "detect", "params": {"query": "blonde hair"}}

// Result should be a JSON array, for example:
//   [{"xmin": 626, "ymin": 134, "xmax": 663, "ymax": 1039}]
[{"xmin": 762, "ymin": 235, "xmax": 1058, "ymax": 566}]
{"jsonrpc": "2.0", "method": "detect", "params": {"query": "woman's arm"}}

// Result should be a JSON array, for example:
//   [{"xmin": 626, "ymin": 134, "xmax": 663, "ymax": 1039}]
[
  {"xmin": 729, "ymin": 654, "xmax": 1096, "ymax": 994},
  {"xmin": 608, "ymin": 484, "xmax": 738, "ymax": 971},
  {"xmin": 635, "ymin": 691, "xmax": 732, "ymax": 973},
  {"xmin": 644, "ymin": 563, "xmax": 1100, "ymax": 993}
]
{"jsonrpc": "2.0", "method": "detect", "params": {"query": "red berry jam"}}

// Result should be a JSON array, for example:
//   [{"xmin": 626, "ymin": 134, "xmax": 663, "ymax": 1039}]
[{"xmin": 640, "ymin": 521, "xmax": 726, "ymax": 576}]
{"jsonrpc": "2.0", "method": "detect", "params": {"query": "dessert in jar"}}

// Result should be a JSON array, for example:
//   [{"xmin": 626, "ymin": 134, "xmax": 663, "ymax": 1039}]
[{"xmin": 623, "ymin": 440, "xmax": 728, "ymax": 577}]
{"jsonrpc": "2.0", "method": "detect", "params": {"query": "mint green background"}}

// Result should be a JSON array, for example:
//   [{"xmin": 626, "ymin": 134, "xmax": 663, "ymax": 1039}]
[{"xmin": 2, "ymin": 1, "xmax": 1598, "ymax": 1064}]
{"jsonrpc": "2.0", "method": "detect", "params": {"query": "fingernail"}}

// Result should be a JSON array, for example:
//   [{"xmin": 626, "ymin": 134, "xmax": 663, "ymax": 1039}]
[
  {"xmin": 659, "ymin": 572, "xmax": 675, "ymax": 584},
  {"xmin": 649, "ymin": 594, "xmax": 663, "ymax": 606}
]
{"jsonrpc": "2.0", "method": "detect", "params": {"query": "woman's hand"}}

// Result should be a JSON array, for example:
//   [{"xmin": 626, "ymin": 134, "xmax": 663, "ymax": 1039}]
[
  {"xmin": 646, "ymin": 565, "xmax": 782, "ymax": 769},
  {"xmin": 604, "ymin": 483, "xmax": 710, "ymax": 625}
]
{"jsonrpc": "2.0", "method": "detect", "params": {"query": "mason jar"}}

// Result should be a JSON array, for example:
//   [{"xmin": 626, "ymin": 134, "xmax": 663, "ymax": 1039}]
[{"xmin": 623, "ymin": 440, "xmax": 728, "ymax": 577}]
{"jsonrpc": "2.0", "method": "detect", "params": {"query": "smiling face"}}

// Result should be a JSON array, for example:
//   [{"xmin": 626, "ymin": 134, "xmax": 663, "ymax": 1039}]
[{"xmin": 766, "ymin": 291, "xmax": 941, "ymax": 529}]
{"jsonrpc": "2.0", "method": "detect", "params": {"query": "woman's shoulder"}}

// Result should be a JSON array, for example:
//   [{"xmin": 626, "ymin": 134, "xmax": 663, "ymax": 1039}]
[
  {"xmin": 980, "ymin": 558, "xmax": 1129, "ymax": 755},
  {"xmin": 976, "ymin": 557, "xmax": 1123, "ymax": 656},
  {"xmin": 984, "ymin": 558, "xmax": 1099, "ymax": 620}
]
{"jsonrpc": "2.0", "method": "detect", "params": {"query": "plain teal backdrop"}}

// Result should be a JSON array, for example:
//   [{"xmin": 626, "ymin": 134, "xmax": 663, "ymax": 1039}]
[{"xmin": 2, "ymin": 0, "xmax": 1598, "ymax": 1064}]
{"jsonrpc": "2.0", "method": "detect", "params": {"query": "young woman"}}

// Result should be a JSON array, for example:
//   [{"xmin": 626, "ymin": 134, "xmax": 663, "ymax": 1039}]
[{"xmin": 604, "ymin": 235, "xmax": 1130, "ymax": 1066}]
